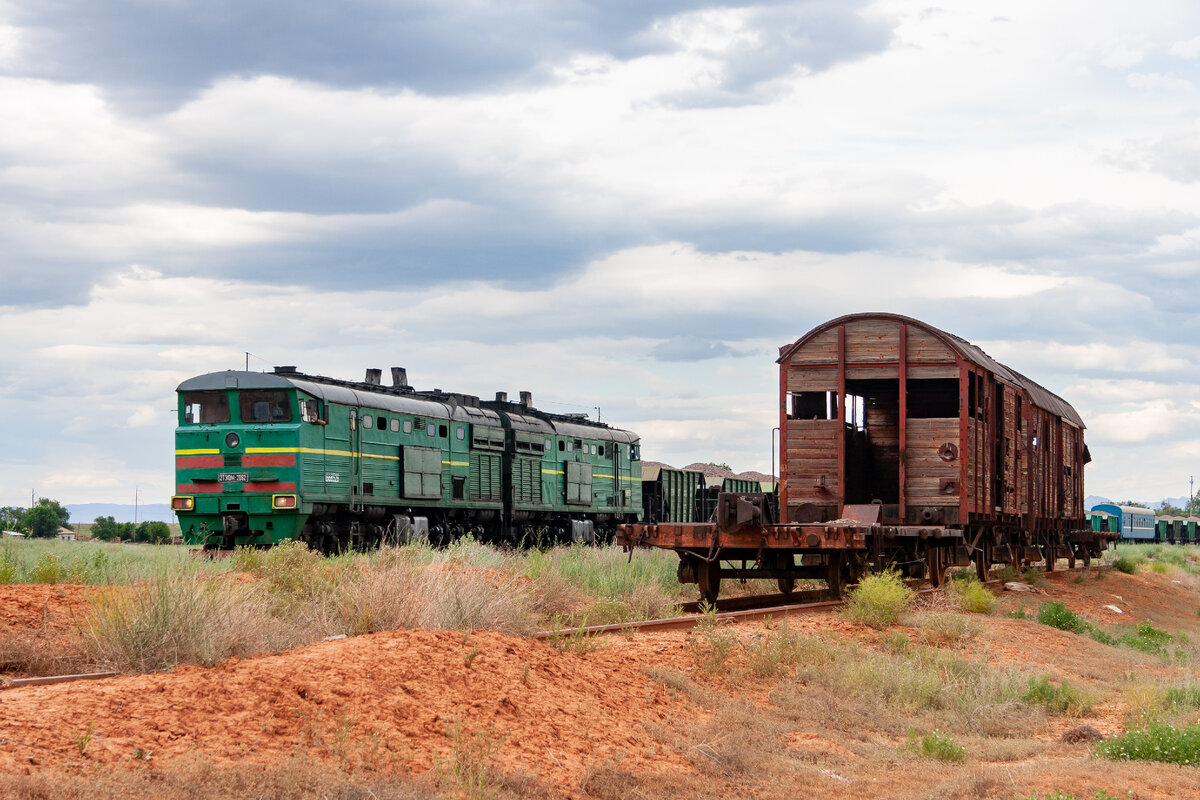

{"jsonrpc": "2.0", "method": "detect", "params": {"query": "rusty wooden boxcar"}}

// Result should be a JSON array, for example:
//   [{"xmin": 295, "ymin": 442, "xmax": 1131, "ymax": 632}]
[{"xmin": 619, "ymin": 313, "xmax": 1110, "ymax": 601}]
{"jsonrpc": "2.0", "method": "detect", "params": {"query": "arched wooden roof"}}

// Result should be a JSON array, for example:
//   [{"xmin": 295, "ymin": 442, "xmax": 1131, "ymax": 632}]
[{"xmin": 777, "ymin": 313, "xmax": 1085, "ymax": 428}]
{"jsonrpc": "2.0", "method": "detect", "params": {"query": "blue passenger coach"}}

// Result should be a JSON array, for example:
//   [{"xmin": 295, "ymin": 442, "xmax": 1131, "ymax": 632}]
[{"xmin": 1090, "ymin": 503, "xmax": 1156, "ymax": 542}]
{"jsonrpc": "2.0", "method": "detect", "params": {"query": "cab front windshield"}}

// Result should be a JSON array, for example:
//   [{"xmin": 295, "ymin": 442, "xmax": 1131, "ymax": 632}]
[
  {"xmin": 240, "ymin": 390, "xmax": 293, "ymax": 423},
  {"xmin": 182, "ymin": 392, "xmax": 230, "ymax": 424}
]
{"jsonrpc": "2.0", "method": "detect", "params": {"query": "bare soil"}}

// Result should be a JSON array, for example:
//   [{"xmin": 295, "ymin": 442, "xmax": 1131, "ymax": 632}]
[{"xmin": 1, "ymin": 568, "xmax": 1199, "ymax": 799}]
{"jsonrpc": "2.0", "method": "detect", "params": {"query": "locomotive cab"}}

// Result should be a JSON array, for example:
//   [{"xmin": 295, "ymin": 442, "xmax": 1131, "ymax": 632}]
[{"xmin": 173, "ymin": 372, "xmax": 308, "ymax": 549}]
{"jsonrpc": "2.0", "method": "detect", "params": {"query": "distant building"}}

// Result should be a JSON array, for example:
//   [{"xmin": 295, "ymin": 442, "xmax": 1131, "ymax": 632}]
[
  {"xmin": 56, "ymin": 529, "xmax": 75, "ymax": 541},
  {"xmin": 2, "ymin": 530, "xmax": 24, "ymax": 539}
]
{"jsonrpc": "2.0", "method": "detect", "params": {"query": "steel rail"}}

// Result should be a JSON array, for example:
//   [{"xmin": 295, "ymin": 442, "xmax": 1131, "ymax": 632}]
[
  {"xmin": 3, "ymin": 671, "xmax": 119, "ymax": 690},
  {"xmin": 533, "ymin": 596, "xmax": 846, "ymax": 640}
]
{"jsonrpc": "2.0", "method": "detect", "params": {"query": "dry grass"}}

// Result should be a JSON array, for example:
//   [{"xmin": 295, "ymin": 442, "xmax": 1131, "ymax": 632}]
[
  {"xmin": 334, "ymin": 561, "xmax": 536, "ymax": 636},
  {"xmin": 80, "ymin": 571, "xmax": 288, "ymax": 671},
  {"xmin": 0, "ymin": 754, "xmax": 439, "ymax": 800},
  {"xmin": 0, "ymin": 631, "xmax": 93, "ymax": 678}
]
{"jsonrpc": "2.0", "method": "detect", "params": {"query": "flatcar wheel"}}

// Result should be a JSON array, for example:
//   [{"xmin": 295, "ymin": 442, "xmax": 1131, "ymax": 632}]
[
  {"xmin": 826, "ymin": 553, "xmax": 845, "ymax": 596},
  {"xmin": 975, "ymin": 540, "xmax": 992, "ymax": 583},
  {"xmin": 927, "ymin": 547, "xmax": 947, "ymax": 588},
  {"xmin": 697, "ymin": 559, "xmax": 721, "ymax": 604},
  {"xmin": 775, "ymin": 553, "xmax": 795, "ymax": 596}
]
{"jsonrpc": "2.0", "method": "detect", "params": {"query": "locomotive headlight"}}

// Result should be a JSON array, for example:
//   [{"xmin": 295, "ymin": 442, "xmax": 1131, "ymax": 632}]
[
  {"xmin": 225, "ymin": 432, "xmax": 240, "ymax": 449},
  {"xmin": 171, "ymin": 496, "xmax": 195, "ymax": 511},
  {"xmin": 272, "ymin": 494, "xmax": 298, "ymax": 509}
]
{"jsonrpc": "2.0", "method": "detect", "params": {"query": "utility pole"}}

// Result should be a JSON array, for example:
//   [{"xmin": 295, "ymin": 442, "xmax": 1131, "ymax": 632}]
[
  {"xmin": 1191, "ymin": 475, "xmax": 1195, "ymax": 516},
  {"xmin": 134, "ymin": 486, "xmax": 140, "ymax": 524}
]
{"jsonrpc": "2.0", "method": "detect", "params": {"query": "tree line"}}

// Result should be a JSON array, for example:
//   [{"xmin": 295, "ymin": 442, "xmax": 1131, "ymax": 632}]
[
  {"xmin": 1, "ymin": 499, "xmax": 171, "ymax": 543},
  {"xmin": 0, "ymin": 498, "xmax": 72, "ymax": 538}
]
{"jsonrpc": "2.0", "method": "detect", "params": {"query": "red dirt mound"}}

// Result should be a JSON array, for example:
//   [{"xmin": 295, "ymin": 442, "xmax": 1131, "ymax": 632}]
[
  {"xmin": 0, "ymin": 584, "xmax": 94, "ymax": 633},
  {"xmin": 0, "ymin": 628, "xmax": 693, "ymax": 795}
]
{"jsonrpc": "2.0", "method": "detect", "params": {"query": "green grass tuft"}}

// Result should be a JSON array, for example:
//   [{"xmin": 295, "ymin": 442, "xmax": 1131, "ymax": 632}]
[
  {"xmin": 1036, "ymin": 601, "xmax": 1088, "ymax": 634},
  {"xmin": 902, "ymin": 729, "xmax": 965, "ymax": 762},
  {"xmin": 1022, "ymin": 675, "xmax": 1094, "ymax": 716},
  {"xmin": 844, "ymin": 569, "xmax": 913, "ymax": 630},
  {"xmin": 945, "ymin": 574, "xmax": 997, "ymax": 614}
]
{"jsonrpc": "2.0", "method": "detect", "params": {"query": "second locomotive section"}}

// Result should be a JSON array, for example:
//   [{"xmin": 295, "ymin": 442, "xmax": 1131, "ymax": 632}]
[
  {"xmin": 620, "ymin": 313, "xmax": 1113, "ymax": 601},
  {"xmin": 173, "ymin": 366, "xmax": 642, "ymax": 551}
]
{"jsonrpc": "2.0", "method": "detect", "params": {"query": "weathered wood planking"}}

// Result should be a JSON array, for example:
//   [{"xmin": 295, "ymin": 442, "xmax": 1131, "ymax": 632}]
[{"xmin": 778, "ymin": 313, "xmax": 1086, "ymax": 532}]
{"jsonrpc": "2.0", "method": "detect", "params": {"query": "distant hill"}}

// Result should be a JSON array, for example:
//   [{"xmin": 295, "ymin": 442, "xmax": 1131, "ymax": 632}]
[
  {"xmin": 1085, "ymin": 495, "xmax": 1192, "ymax": 512},
  {"xmin": 66, "ymin": 503, "xmax": 175, "ymax": 524}
]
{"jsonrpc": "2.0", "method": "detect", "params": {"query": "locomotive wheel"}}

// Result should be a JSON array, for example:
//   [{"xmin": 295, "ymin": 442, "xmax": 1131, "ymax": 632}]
[
  {"xmin": 697, "ymin": 559, "xmax": 721, "ymax": 604},
  {"xmin": 927, "ymin": 547, "xmax": 947, "ymax": 588}
]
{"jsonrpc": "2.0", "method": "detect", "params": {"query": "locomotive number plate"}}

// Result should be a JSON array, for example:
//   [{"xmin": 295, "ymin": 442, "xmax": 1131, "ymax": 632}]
[{"xmin": 218, "ymin": 472, "xmax": 249, "ymax": 483}]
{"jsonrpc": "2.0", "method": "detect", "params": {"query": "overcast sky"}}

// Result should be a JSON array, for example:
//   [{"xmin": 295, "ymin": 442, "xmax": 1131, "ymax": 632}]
[{"xmin": 2, "ymin": 0, "xmax": 1199, "ymax": 511}]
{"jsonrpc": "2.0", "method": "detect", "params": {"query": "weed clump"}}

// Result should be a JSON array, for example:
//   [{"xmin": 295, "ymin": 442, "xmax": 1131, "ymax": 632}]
[
  {"xmin": 901, "ymin": 729, "xmax": 965, "ymax": 762},
  {"xmin": 686, "ymin": 607, "xmax": 737, "ymax": 676},
  {"xmin": 945, "ymin": 573, "xmax": 997, "ymax": 614},
  {"xmin": 844, "ymin": 570, "xmax": 913, "ymax": 629},
  {"xmin": 1113, "ymin": 554, "xmax": 1143, "ymax": 574},
  {"xmin": 1096, "ymin": 722, "xmax": 1200, "ymax": 766},
  {"xmin": 0, "ymin": 549, "xmax": 16, "ymax": 584},
  {"xmin": 1037, "ymin": 601, "xmax": 1089, "ymax": 634},
  {"xmin": 1022, "ymin": 675, "xmax": 1094, "ymax": 716}
]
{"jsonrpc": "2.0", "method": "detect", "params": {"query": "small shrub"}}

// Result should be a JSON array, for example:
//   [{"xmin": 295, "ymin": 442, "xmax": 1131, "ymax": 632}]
[
  {"xmin": 686, "ymin": 609, "xmax": 737, "ymax": 676},
  {"xmin": 438, "ymin": 719, "xmax": 500, "ymax": 800},
  {"xmin": 29, "ymin": 552, "xmax": 66, "ymax": 584},
  {"xmin": 743, "ymin": 622, "xmax": 805, "ymax": 679},
  {"xmin": 994, "ymin": 565, "xmax": 1022, "ymax": 583},
  {"xmin": 946, "ymin": 575, "xmax": 997, "ymax": 614},
  {"xmin": 1113, "ymin": 554, "xmax": 1141, "ymax": 574},
  {"xmin": 1021, "ymin": 567, "xmax": 1047, "ymax": 588},
  {"xmin": 1096, "ymin": 722, "xmax": 1200, "ymax": 766},
  {"xmin": 1037, "ymin": 601, "xmax": 1088, "ymax": 634},
  {"xmin": 844, "ymin": 570, "xmax": 913, "ymax": 630},
  {"xmin": 1023, "ymin": 675, "xmax": 1094, "ymax": 716},
  {"xmin": 912, "ymin": 611, "xmax": 981, "ymax": 643},
  {"xmin": 902, "ymin": 729, "xmax": 965, "ymax": 762},
  {"xmin": 1117, "ymin": 621, "xmax": 1173, "ymax": 655}
]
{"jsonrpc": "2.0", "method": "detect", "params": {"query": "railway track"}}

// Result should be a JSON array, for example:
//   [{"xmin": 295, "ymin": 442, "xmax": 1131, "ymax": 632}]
[
  {"xmin": 531, "ymin": 566, "xmax": 1091, "ymax": 642},
  {"xmin": 533, "ymin": 594, "xmax": 846, "ymax": 641}
]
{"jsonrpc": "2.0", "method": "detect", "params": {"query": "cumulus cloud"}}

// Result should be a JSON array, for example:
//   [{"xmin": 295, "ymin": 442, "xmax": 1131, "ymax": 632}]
[{"xmin": 3, "ymin": 1, "xmax": 1200, "ymax": 505}]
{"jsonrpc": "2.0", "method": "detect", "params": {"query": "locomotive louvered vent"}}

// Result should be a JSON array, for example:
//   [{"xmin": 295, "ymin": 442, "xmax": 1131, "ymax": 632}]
[
  {"xmin": 224, "ymin": 454, "xmax": 242, "ymax": 467},
  {"xmin": 412, "ymin": 417, "xmax": 423, "ymax": 429}
]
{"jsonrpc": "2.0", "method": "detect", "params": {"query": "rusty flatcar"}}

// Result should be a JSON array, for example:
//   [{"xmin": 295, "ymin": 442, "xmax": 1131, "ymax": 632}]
[{"xmin": 619, "ymin": 313, "xmax": 1110, "ymax": 601}]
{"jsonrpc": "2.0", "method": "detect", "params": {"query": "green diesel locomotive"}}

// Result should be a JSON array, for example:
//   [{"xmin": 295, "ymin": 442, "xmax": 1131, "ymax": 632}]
[{"xmin": 172, "ymin": 366, "xmax": 642, "ymax": 551}]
